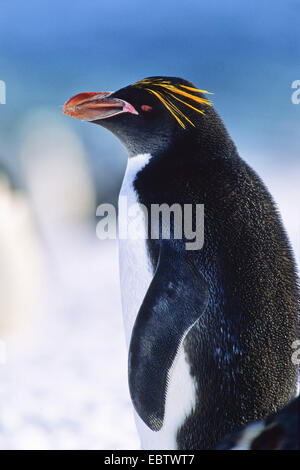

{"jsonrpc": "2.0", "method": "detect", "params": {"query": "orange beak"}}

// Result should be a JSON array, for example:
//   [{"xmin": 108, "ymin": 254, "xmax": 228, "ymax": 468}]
[{"xmin": 63, "ymin": 91, "xmax": 138, "ymax": 122}]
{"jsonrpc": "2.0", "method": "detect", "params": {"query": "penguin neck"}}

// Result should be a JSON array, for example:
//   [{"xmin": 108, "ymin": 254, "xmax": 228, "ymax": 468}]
[{"xmin": 126, "ymin": 126, "xmax": 238, "ymax": 166}]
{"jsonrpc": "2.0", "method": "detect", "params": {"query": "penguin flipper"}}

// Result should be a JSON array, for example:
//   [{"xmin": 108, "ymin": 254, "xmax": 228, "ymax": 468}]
[{"xmin": 128, "ymin": 244, "xmax": 209, "ymax": 431}]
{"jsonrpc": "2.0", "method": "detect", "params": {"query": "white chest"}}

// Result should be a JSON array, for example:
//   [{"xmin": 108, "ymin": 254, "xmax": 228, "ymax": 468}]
[
  {"xmin": 118, "ymin": 154, "xmax": 197, "ymax": 450},
  {"xmin": 118, "ymin": 154, "xmax": 153, "ymax": 347}
]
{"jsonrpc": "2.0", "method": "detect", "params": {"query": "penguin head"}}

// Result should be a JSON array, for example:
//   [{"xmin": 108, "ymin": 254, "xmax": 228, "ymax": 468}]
[{"xmin": 63, "ymin": 76, "xmax": 212, "ymax": 156}]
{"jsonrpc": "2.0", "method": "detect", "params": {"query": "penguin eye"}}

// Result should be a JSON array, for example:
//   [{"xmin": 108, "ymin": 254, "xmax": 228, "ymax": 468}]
[{"xmin": 141, "ymin": 105, "xmax": 152, "ymax": 112}]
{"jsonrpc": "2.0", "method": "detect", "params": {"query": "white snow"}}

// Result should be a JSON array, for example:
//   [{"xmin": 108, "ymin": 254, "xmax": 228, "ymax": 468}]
[{"xmin": 0, "ymin": 228, "xmax": 139, "ymax": 450}]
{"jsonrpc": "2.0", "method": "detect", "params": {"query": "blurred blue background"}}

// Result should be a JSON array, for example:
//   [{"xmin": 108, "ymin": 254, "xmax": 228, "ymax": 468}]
[{"xmin": 0, "ymin": 0, "xmax": 299, "ymax": 450}]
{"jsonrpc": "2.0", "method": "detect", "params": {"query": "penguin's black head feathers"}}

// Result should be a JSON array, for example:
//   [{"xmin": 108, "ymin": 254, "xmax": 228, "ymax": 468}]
[{"xmin": 63, "ymin": 76, "xmax": 213, "ymax": 156}]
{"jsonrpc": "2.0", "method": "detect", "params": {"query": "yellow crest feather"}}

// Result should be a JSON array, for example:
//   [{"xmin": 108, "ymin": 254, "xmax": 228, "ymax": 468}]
[{"xmin": 132, "ymin": 78, "xmax": 212, "ymax": 128}]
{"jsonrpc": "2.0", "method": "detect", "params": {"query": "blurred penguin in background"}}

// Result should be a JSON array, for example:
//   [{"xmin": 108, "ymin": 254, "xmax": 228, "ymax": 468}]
[
  {"xmin": 19, "ymin": 110, "xmax": 96, "ymax": 235},
  {"xmin": 216, "ymin": 396, "xmax": 299, "ymax": 450},
  {"xmin": 0, "ymin": 162, "xmax": 44, "ymax": 341}
]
